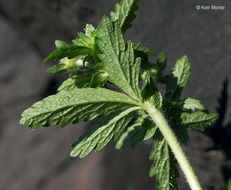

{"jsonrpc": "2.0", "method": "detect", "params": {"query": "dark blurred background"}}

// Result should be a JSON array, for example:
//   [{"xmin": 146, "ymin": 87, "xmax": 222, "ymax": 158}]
[{"xmin": 0, "ymin": 0, "xmax": 231, "ymax": 190}]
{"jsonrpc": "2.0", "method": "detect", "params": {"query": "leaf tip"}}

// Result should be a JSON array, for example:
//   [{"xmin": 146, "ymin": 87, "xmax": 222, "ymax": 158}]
[
  {"xmin": 70, "ymin": 151, "xmax": 76, "ymax": 158},
  {"xmin": 19, "ymin": 117, "xmax": 25, "ymax": 126},
  {"xmin": 43, "ymin": 56, "xmax": 50, "ymax": 63}
]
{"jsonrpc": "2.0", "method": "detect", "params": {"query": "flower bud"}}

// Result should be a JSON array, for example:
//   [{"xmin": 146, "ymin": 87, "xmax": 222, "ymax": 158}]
[
  {"xmin": 90, "ymin": 70, "xmax": 109, "ymax": 87},
  {"xmin": 61, "ymin": 56, "xmax": 84, "ymax": 70}
]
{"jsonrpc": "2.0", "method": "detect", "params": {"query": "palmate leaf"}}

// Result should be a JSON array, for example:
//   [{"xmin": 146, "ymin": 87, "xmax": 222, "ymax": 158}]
[
  {"xmin": 166, "ymin": 55, "xmax": 191, "ymax": 100},
  {"xmin": 110, "ymin": 0, "xmax": 140, "ymax": 33},
  {"xmin": 20, "ymin": 88, "xmax": 140, "ymax": 128},
  {"xmin": 149, "ymin": 130, "xmax": 179, "ymax": 190},
  {"xmin": 97, "ymin": 16, "xmax": 141, "ymax": 100},
  {"xmin": 71, "ymin": 107, "xmax": 138, "ymax": 158},
  {"xmin": 19, "ymin": 0, "xmax": 219, "ymax": 189}
]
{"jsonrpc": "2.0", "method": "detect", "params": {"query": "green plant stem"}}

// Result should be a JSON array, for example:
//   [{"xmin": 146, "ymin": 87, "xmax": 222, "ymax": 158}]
[{"xmin": 145, "ymin": 102, "xmax": 203, "ymax": 190}]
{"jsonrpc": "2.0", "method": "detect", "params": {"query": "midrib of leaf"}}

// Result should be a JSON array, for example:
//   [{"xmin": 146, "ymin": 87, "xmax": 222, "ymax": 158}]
[
  {"xmin": 104, "ymin": 20, "xmax": 128, "ymax": 85},
  {"xmin": 101, "ymin": 19, "xmax": 131, "ymax": 90},
  {"xmin": 26, "ymin": 101, "xmax": 137, "ymax": 120},
  {"xmin": 97, "ymin": 17, "xmax": 140, "ymax": 101},
  {"xmin": 20, "ymin": 88, "xmax": 142, "ymax": 128}
]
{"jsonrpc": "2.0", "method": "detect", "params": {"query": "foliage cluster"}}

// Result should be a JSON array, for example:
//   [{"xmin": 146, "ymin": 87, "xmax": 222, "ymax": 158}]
[{"xmin": 20, "ymin": 0, "xmax": 218, "ymax": 189}]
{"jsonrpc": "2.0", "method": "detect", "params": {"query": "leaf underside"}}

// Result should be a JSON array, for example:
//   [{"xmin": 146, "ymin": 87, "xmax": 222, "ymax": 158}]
[
  {"xmin": 149, "ymin": 130, "xmax": 179, "ymax": 190},
  {"xmin": 180, "ymin": 111, "xmax": 218, "ymax": 131},
  {"xmin": 71, "ymin": 107, "xmax": 138, "ymax": 158},
  {"xmin": 116, "ymin": 118, "xmax": 157, "ymax": 149},
  {"xmin": 19, "ymin": 1, "xmax": 219, "ymax": 190},
  {"xmin": 20, "ymin": 88, "xmax": 139, "ymax": 128}
]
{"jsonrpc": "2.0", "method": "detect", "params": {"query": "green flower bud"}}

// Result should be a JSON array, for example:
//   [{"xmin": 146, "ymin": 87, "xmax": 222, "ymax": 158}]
[
  {"xmin": 61, "ymin": 57, "xmax": 84, "ymax": 70},
  {"xmin": 90, "ymin": 70, "xmax": 109, "ymax": 87},
  {"xmin": 150, "ymin": 65, "xmax": 160, "ymax": 84},
  {"xmin": 141, "ymin": 70, "xmax": 148, "ymax": 81}
]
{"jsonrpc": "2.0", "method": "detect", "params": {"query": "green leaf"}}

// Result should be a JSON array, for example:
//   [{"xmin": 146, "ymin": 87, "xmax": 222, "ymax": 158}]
[
  {"xmin": 116, "ymin": 119, "xmax": 157, "ymax": 149},
  {"xmin": 227, "ymin": 178, "xmax": 231, "ymax": 190},
  {"xmin": 47, "ymin": 63, "xmax": 67, "ymax": 74},
  {"xmin": 142, "ymin": 120, "xmax": 157, "ymax": 140},
  {"xmin": 110, "ymin": 0, "xmax": 140, "ymax": 33},
  {"xmin": 55, "ymin": 40, "xmax": 68, "ymax": 48},
  {"xmin": 166, "ymin": 55, "xmax": 191, "ymax": 100},
  {"xmin": 116, "ymin": 123, "xmax": 144, "ymax": 149},
  {"xmin": 72, "ymin": 24, "xmax": 97, "ymax": 51},
  {"xmin": 20, "ymin": 88, "xmax": 140, "ymax": 128},
  {"xmin": 151, "ymin": 90, "xmax": 163, "ymax": 109},
  {"xmin": 141, "ymin": 70, "xmax": 151, "ymax": 91},
  {"xmin": 183, "ymin": 98, "xmax": 205, "ymax": 111},
  {"xmin": 172, "ymin": 125, "xmax": 189, "ymax": 146},
  {"xmin": 97, "ymin": 17, "xmax": 141, "ymax": 100},
  {"xmin": 172, "ymin": 56, "xmax": 191, "ymax": 87},
  {"xmin": 180, "ymin": 111, "xmax": 219, "ymax": 131},
  {"xmin": 71, "ymin": 107, "xmax": 138, "ymax": 158},
  {"xmin": 58, "ymin": 69, "xmax": 107, "ymax": 92},
  {"xmin": 44, "ymin": 45, "xmax": 92, "ymax": 62},
  {"xmin": 149, "ymin": 130, "xmax": 179, "ymax": 190},
  {"xmin": 58, "ymin": 74, "xmax": 91, "ymax": 91},
  {"xmin": 165, "ymin": 97, "xmax": 204, "ymax": 111},
  {"xmin": 131, "ymin": 41, "xmax": 155, "ymax": 56},
  {"xmin": 73, "ymin": 33, "xmax": 92, "ymax": 47},
  {"xmin": 161, "ymin": 100, "xmax": 189, "ymax": 145},
  {"xmin": 141, "ymin": 73, "xmax": 162, "ymax": 108},
  {"xmin": 157, "ymin": 52, "xmax": 167, "ymax": 70},
  {"xmin": 85, "ymin": 24, "xmax": 95, "ymax": 36}
]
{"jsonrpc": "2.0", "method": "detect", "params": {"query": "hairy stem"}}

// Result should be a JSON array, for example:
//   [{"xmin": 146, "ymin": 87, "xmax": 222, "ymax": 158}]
[{"xmin": 145, "ymin": 102, "xmax": 203, "ymax": 190}]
